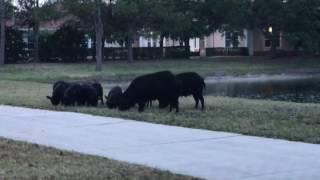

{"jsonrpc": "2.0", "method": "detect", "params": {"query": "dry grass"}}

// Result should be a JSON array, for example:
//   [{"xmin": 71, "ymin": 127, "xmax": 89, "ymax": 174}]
[{"xmin": 0, "ymin": 138, "xmax": 199, "ymax": 180}]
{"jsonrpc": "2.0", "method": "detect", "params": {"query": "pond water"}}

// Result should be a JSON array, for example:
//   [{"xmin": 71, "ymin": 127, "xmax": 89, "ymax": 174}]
[
  {"xmin": 205, "ymin": 74, "xmax": 320, "ymax": 103},
  {"xmin": 103, "ymin": 74, "xmax": 320, "ymax": 104}
]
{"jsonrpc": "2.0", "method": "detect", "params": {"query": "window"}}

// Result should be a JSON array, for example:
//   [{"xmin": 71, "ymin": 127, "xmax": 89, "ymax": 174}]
[
  {"xmin": 225, "ymin": 32, "xmax": 232, "ymax": 48},
  {"xmin": 264, "ymin": 37, "xmax": 280, "ymax": 48},
  {"xmin": 225, "ymin": 31, "xmax": 239, "ymax": 48},
  {"xmin": 147, "ymin": 39, "xmax": 151, "ymax": 47},
  {"xmin": 265, "ymin": 39, "xmax": 271, "ymax": 47}
]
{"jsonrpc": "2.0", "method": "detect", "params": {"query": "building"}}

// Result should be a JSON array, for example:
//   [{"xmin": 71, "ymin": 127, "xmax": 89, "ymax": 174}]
[
  {"xmin": 6, "ymin": 14, "xmax": 294, "ymax": 58},
  {"xmin": 133, "ymin": 29, "xmax": 294, "ymax": 57}
]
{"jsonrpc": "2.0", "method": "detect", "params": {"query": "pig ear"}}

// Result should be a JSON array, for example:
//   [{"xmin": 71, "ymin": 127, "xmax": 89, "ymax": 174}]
[
  {"xmin": 104, "ymin": 96, "xmax": 108, "ymax": 100},
  {"xmin": 46, "ymin": 96, "xmax": 52, "ymax": 100}
]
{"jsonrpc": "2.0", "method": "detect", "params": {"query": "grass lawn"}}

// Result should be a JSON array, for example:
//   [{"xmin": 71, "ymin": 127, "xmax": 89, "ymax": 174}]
[
  {"xmin": 0, "ymin": 57, "xmax": 320, "ymax": 83},
  {"xmin": 1, "ymin": 80, "xmax": 320, "ymax": 144},
  {"xmin": 0, "ymin": 138, "xmax": 198, "ymax": 179},
  {"xmin": 0, "ymin": 57, "xmax": 320, "ymax": 178},
  {"xmin": 0, "ymin": 57, "xmax": 319, "ymax": 143}
]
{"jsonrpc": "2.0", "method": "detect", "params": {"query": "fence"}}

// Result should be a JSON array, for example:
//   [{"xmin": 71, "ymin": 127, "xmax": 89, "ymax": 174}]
[
  {"xmin": 88, "ymin": 46, "xmax": 190, "ymax": 61},
  {"xmin": 206, "ymin": 47, "xmax": 249, "ymax": 56},
  {"xmin": 102, "ymin": 47, "xmax": 163, "ymax": 60}
]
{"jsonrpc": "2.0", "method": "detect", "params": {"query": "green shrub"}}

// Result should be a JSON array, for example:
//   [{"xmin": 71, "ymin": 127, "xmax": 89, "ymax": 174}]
[
  {"xmin": 39, "ymin": 26, "xmax": 88, "ymax": 62},
  {"xmin": 5, "ymin": 28, "xmax": 26, "ymax": 63}
]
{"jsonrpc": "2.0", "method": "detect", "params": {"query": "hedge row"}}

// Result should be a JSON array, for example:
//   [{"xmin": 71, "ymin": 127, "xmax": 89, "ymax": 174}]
[{"xmin": 4, "ymin": 26, "xmax": 191, "ymax": 63}]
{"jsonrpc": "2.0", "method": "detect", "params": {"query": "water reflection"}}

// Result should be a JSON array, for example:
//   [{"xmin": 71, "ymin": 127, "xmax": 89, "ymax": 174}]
[
  {"xmin": 205, "ymin": 74, "xmax": 320, "ymax": 103},
  {"xmin": 103, "ymin": 74, "xmax": 320, "ymax": 104}
]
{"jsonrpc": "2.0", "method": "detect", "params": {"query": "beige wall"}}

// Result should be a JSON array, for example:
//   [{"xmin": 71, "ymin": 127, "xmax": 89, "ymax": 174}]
[
  {"xmin": 239, "ymin": 30, "xmax": 248, "ymax": 47},
  {"xmin": 213, "ymin": 31, "xmax": 226, "ymax": 47},
  {"xmin": 204, "ymin": 30, "xmax": 248, "ymax": 48},
  {"xmin": 253, "ymin": 29, "xmax": 294, "ymax": 54},
  {"xmin": 130, "ymin": 29, "xmax": 294, "ymax": 54},
  {"xmin": 253, "ymin": 29, "xmax": 265, "ymax": 52},
  {"xmin": 163, "ymin": 38, "xmax": 180, "ymax": 47},
  {"xmin": 205, "ymin": 34, "xmax": 214, "ymax": 48}
]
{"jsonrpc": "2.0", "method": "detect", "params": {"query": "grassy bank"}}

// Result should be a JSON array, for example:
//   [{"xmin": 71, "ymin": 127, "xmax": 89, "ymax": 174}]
[
  {"xmin": 0, "ymin": 138, "xmax": 198, "ymax": 179},
  {"xmin": 1, "ymin": 80, "xmax": 320, "ymax": 144},
  {"xmin": 0, "ymin": 57, "xmax": 320, "ymax": 82},
  {"xmin": 1, "ymin": 57, "xmax": 320, "ymax": 178}
]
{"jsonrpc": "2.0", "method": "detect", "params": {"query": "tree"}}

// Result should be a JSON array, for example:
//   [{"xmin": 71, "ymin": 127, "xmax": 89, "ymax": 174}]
[
  {"xmin": 16, "ymin": 0, "xmax": 58, "ymax": 63},
  {"xmin": 0, "ymin": 0, "xmax": 14, "ymax": 65},
  {"xmin": 102, "ymin": 1, "xmax": 116, "ymax": 46},
  {"xmin": 284, "ymin": 0, "xmax": 320, "ymax": 55},
  {"xmin": 113, "ymin": 0, "xmax": 155, "ymax": 61},
  {"xmin": 221, "ymin": 0, "xmax": 252, "ymax": 40},
  {"xmin": 161, "ymin": 0, "xmax": 248, "ymax": 54},
  {"xmin": 33, "ymin": 0, "xmax": 39, "ymax": 62},
  {"xmin": 40, "ymin": 25, "xmax": 87, "ymax": 62},
  {"xmin": 63, "ymin": 0, "xmax": 108, "ymax": 71},
  {"xmin": 0, "ymin": 0, "xmax": 5, "ymax": 66},
  {"xmin": 17, "ymin": 0, "xmax": 40, "ymax": 62},
  {"xmin": 251, "ymin": 0, "xmax": 288, "ymax": 56},
  {"xmin": 250, "ymin": 0, "xmax": 320, "ymax": 56},
  {"xmin": 145, "ymin": 0, "xmax": 174, "ymax": 49},
  {"xmin": 94, "ymin": 0, "xmax": 103, "ymax": 71},
  {"xmin": 169, "ymin": 0, "xmax": 207, "ymax": 54},
  {"xmin": 113, "ymin": 0, "xmax": 138, "ymax": 61},
  {"xmin": 5, "ymin": 28, "xmax": 26, "ymax": 63},
  {"xmin": 200, "ymin": 0, "xmax": 252, "ymax": 43}
]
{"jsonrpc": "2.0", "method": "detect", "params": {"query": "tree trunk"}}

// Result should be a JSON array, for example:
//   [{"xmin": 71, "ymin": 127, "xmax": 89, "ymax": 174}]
[
  {"xmin": 179, "ymin": 40, "xmax": 183, "ymax": 46},
  {"xmin": 199, "ymin": 36, "xmax": 206, "ymax": 58},
  {"xmin": 33, "ymin": 22, "xmax": 39, "ymax": 62},
  {"xmin": 33, "ymin": 0, "xmax": 39, "ymax": 62},
  {"xmin": 102, "ymin": 36, "xmax": 106, "ymax": 60},
  {"xmin": 159, "ymin": 34, "xmax": 164, "ymax": 49},
  {"xmin": 270, "ymin": 34, "xmax": 278, "ymax": 58},
  {"xmin": 95, "ymin": 0, "xmax": 104, "ymax": 71},
  {"xmin": 160, "ymin": 34, "xmax": 165, "ymax": 58},
  {"xmin": 127, "ymin": 30, "xmax": 133, "ymax": 61},
  {"xmin": 293, "ymin": 40, "xmax": 302, "ymax": 56},
  {"xmin": 247, "ymin": 29, "xmax": 254, "ymax": 56},
  {"xmin": 0, "ymin": 0, "xmax": 5, "ymax": 66},
  {"xmin": 183, "ymin": 36, "xmax": 190, "ymax": 57}
]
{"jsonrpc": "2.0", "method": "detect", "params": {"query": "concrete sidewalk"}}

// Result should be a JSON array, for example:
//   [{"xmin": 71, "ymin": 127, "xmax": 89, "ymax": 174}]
[{"xmin": 0, "ymin": 105, "xmax": 319, "ymax": 180}]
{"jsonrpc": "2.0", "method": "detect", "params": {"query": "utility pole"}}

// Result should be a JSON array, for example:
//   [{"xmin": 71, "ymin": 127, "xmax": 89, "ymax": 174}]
[
  {"xmin": 33, "ymin": 0, "xmax": 40, "ymax": 62},
  {"xmin": 0, "ymin": 0, "xmax": 5, "ymax": 66}
]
